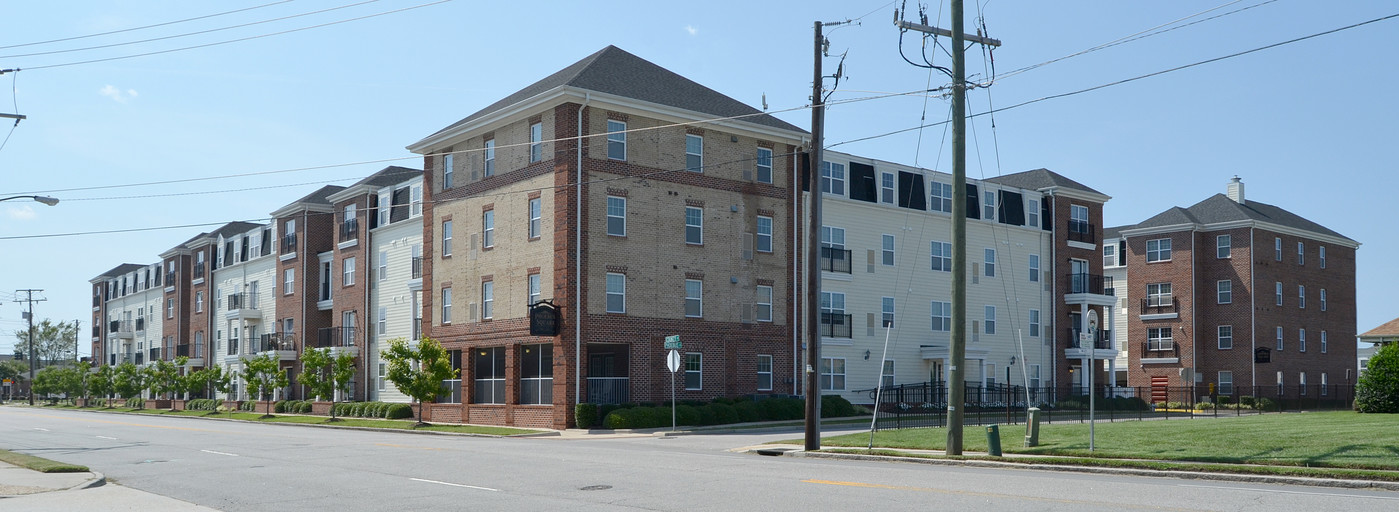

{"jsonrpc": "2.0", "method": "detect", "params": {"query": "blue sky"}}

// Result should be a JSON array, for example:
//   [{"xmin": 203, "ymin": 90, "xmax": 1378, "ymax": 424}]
[{"xmin": 1, "ymin": 1, "xmax": 1395, "ymax": 357}]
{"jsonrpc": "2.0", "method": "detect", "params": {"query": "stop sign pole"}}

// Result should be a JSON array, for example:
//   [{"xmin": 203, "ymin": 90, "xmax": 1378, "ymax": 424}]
[{"xmin": 667, "ymin": 348, "xmax": 680, "ymax": 432}]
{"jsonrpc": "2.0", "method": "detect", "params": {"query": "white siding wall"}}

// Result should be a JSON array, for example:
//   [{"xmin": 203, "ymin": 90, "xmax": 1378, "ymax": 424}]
[{"xmin": 369, "ymin": 219, "xmax": 422, "ymax": 403}]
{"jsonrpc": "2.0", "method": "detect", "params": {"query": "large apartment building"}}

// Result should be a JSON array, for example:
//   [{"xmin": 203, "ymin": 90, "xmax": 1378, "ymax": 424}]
[
  {"xmin": 406, "ymin": 46, "xmax": 807, "ymax": 429},
  {"xmin": 1118, "ymin": 177, "xmax": 1359, "ymax": 400}
]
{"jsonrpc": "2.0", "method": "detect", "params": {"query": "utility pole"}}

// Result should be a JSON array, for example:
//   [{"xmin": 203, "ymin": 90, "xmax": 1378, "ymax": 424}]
[
  {"xmin": 895, "ymin": 1, "xmax": 1000, "ymax": 455},
  {"xmin": 16, "ymin": 289, "xmax": 46, "ymax": 405}
]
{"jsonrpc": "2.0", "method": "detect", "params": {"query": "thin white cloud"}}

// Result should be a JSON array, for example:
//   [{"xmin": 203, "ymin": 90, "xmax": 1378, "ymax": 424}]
[
  {"xmin": 685, "ymin": 25, "xmax": 698, "ymax": 36},
  {"xmin": 6, "ymin": 205, "xmax": 37, "ymax": 220},
  {"xmin": 99, "ymin": 84, "xmax": 138, "ymax": 103}
]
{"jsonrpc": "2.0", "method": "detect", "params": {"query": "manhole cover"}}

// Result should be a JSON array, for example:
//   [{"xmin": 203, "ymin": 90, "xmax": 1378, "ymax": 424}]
[{"xmin": 579, "ymin": 485, "xmax": 612, "ymax": 491}]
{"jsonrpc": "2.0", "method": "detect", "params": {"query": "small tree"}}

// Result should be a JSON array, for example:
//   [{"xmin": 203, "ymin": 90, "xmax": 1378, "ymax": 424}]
[
  {"xmin": 148, "ymin": 359, "xmax": 179, "ymax": 406},
  {"xmin": 241, "ymin": 353, "xmax": 288, "ymax": 417},
  {"xmin": 32, "ymin": 367, "xmax": 61, "ymax": 399},
  {"xmin": 298, "ymin": 348, "xmax": 357, "ymax": 421},
  {"xmin": 72, "ymin": 361, "xmax": 93, "ymax": 403},
  {"xmin": 197, "ymin": 365, "xmax": 232, "ymax": 402},
  {"xmin": 384, "ymin": 337, "xmax": 457, "ymax": 425},
  {"xmin": 113, "ymin": 362, "xmax": 146, "ymax": 407},
  {"xmin": 91, "ymin": 364, "xmax": 116, "ymax": 407},
  {"xmin": 1357, "ymin": 342, "xmax": 1399, "ymax": 413}
]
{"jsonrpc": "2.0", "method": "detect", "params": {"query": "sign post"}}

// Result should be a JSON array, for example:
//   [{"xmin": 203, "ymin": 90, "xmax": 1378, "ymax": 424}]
[
  {"xmin": 1086, "ymin": 309, "xmax": 1099, "ymax": 451},
  {"xmin": 666, "ymin": 344, "xmax": 681, "ymax": 432}
]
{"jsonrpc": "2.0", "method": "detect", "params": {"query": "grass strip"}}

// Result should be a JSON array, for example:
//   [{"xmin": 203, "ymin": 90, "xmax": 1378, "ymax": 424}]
[
  {"xmin": 61, "ymin": 406, "xmax": 539, "ymax": 436},
  {"xmin": 0, "ymin": 448, "xmax": 89, "ymax": 473}
]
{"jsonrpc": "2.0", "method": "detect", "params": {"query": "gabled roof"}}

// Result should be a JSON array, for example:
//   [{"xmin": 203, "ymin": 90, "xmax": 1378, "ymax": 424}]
[
  {"xmin": 90, "ymin": 263, "xmax": 146, "ymax": 281},
  {"xmin": 984, "ymin": 168, "xmax": 1106, "ymax": 197},
  {"xmin": 412, "ymin": 45, "xmax": 804, "ymax": 148},
  {"xmin": 1103, "ymin": 225, "xmax": 1130, "ymax": 240},
  {"xmin": 208, "ymin": 221, "xmax": 265, "ymax": 239},
  {"xmin": 271, "ymin": 185, "xmax": 346, "ymax": 217},
  {"xmin": 1362, "ymin": 317, "xmax": 1399, "ymax": 338},
  {"xmin": 350, "ymin": 166, "xmax": 420, "ymax": 189},
  {"xmin": 1128, "ymin": 194, "xmax": 1355, "ymax": 244}
]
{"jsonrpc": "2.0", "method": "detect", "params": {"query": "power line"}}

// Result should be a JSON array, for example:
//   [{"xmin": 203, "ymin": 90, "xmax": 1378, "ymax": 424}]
[
  {"xmin": 0, "ymin": 0, "xmax": 382, "ymax": 59},
  {"xmin": 829, "ymin": 11, "xmax": 1399, "ymax": 149},
  {"xmin": 19, "ymin": 0, "xmax": 452, "ymax": 71},
  {"xmin": 62, "ymin": 177, "xmax": 361, "ymax": 202},
  {"xmin": 0, "ymin": 1, "xmax": 294, "ymax": 51}
]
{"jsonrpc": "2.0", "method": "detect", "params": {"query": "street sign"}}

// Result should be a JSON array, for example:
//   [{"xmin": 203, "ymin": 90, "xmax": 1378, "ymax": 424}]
[
  {"xmin": 663, "ymin": 335, "xmax": 681, "ymax": 350},
  {"xmin": 666, "ymin": 349, "xmax": 681, "ymax": 373}
]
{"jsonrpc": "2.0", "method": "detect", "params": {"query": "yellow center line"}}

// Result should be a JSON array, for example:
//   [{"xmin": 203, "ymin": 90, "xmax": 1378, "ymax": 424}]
[
  {"xmin": 802, "ymin": 480, "xmax": 1205, "ymax": 511},
  {"xmin": 11, "ymin": 411, "xmax": 240, "ymax": 434}
]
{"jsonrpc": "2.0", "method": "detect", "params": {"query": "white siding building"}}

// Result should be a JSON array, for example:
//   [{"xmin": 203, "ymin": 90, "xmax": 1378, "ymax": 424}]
[{"xmin": 209, "ymin": 223, "xmax": 280, "ymax": 400}]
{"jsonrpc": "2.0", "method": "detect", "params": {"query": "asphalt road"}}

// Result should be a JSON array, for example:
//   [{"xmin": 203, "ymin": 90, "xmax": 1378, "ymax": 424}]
[{"xmin": 2, "ymin": 407, "xmax": 1397, "ymax": 511}]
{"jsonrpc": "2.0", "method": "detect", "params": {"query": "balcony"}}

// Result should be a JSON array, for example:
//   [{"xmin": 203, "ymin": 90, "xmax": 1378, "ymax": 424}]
[
  {"xmin": 134, "ymin": 352, "xmax": 145, "ymax": 365},
  {"xmin": 586, "ymin": 377, "xmax": 629, "ymax": 404},
  {"xmin": 408, "ymin": 256, "xmax": 424, "ymax": 291},
  {"xmin": 820, "ymin": 312, "xmax": 852, "ymax": 338},
  {"xmin": 135, "ymin": 318, "xmax": 146, "ymax": 332},
  {"xmin": 92, "ymin": 295, "xmax": 100, "ymax": 308},
  {"xmin": 165, "ymin": 272, "xmax": 177, "ymax": 287},
  {"xmin": 1067, "ymin": 220, "xmax": 1095, "ymax": 245},
  {"xmin": 820, "ymin": 247, "xmax": 852, "ymax": 274},
  {"xmin": 315, "ymin": 326, "xmax": 357, "ymax": 357},
  {"xmin": 1068, "ymin": 273, "xmax": 1110, "ymax": 295},
  {"xmin": 1140, "ymin": 298, "xmax": 1179, "ymax": 320},
  {"xmin": 1141, "ymin": 340, "xmax": 1180, "ymax": 363},
  {"xmin": 258, "ymin": 333, "xmax": 297, "ymax": 361},
  {"xmin": 110, "ymin": 320, "xmax": 134, "ymax": 340},
  {"xmin": 282, "ymin": 234, "xmax": 297, "ymax": 253},
  {"xmin": 1066, "ymin": 328, "xmax": 1113, "ymax": 350},
  {"xmin": 226, "ymin": 292, "xmax": 262, "ymax": 320},
  {"xmin": 192, "ymin": 263, "xmax": 206, "ymax": 280},
  {"xmin": 227, "ymin": 338, "xmax": 240, "ymax": 356},
  {"xmin": 339, "ymin": 218, "xmax": 359, "ymax": 243},
  {"xmin": 148, "ymin": 347, "xmax": 161, "ymax": 362},
  {"xmin": 1065, "ymin": 327, "xmax": 1117, "ymax": 360}
]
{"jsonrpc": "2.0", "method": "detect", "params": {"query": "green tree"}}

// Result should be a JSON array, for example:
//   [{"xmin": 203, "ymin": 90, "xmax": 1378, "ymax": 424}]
[
  {"xmin": 195, "ymin": 365, "xmax": 232, "ymax": 402},
  {"xmin": 298, "ymin": 347, "xmax": 357, "ymax": 421},
  {"xmin": 241, "ymin": 353, "xmax": 289, "ymax": 417},
  {"xmin": 1356, "ymin": 342, "xmax": 1399, "ymax": 413},
  {"xmin": 32, "ymin": 366, "xmax": 61, "ymax": 398},
  {"xmin": 13, "ymin": 319, "xmax": 79, "ymax": 366},
  {"xmin": 113, "ymin": 362, "xmax": 146, "ymax": 405},
  {"xmin": 1, "ymin": 359, "xmax": 28, "ymax": 399},
  {"xmin": 90, "ymin": 364, "xmax": 116, "ymax": 407},
  {"xmin": 384, "ymin": 337, "xmax": 457, "ymax": 425},
  {"xmin": 148, "ymin": 357, "xmax": 190, "ymax": 410}
]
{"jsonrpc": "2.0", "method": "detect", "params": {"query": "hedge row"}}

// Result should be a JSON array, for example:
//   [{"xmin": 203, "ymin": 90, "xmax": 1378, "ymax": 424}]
[
  {"xmin": 274, "ymin": 400, "xmax": 314, "ymax": 414},
  {"xmin": 125, "ymin": 397, "xmax": 145, "ymax": 409},
  {"xmin": 577, "ymin": 395, "xmax": 859, "ymax": 430},
  {"xmin": 329, "ymin": 401, "xmax": 413, "ymax": 419},
  {"xmin": 186, "ymin": 399, "xmax": 221, "ymax": 411}
]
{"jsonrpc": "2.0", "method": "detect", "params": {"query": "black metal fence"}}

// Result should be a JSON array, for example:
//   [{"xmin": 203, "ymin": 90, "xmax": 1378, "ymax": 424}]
[{"xmin": 860, "ymin": 382, "xmax": 1357, "ymax": 432}]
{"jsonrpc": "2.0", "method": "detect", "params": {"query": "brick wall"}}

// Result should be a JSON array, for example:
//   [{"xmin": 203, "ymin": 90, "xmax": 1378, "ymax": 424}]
[{"xmin": 1125, "ymin": 229, "xmax": 1197, "ymax": 388}]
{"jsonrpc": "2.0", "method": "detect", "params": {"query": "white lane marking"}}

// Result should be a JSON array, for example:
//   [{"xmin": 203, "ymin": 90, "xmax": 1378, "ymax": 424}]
[
  {"xmin": 200, "ymin": 449, "xmax": 239, "ymax": 457},
  {"xmin": 96, "ymin": 435, "xmax": 118, "ymax": 440},
  {"xmin": 1178, "ymin": 484, "xmax": 1399, "ymax": 500},
  {"xmin": 410, "ymin": 478, "xmax": 499, "ymax": 492},
  {"xmin": 33, "ymin": 428, "xmax": 49, "ymax": 431}
]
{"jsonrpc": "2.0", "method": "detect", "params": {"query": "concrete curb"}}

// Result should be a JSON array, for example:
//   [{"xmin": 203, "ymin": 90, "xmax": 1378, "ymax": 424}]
[
  {"xmin": 69, "ymin": 471, "xmax": 106, "ymax": 491},
  {"xmin": 762, "ymin": 449, "xmax": 1399, "ymax": 492}
]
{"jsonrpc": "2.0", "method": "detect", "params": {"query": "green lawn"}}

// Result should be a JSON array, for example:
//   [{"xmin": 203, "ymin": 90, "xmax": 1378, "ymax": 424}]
[
  {"xmin": 71, "ymin": 405, "xmax": 540, "ymax": 436},
  {"xmin": 0, "ymin": 448, "xmax": 89, "ymax": 473},
  {"xmin": 816, "ymin": 411, "xmax": 1399, "ymax": 471}
]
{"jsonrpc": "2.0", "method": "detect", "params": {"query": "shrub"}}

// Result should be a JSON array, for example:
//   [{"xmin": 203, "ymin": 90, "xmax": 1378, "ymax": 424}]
[
  {"xmin": 1254, "ymin": 397, "xmax": 1279, "ymax": 412},
  {"xmin": 574, "ymin": 403, "xmax": 599, "ymax": 429},
  {"xmin": 385, "ymin": 403, "xmax": 413, "ymax": 419},
  {"xmin": 1356, "ymin": 342, "xmax": 1399, "ymax": 413},
  {"xmin": 710, "ymin": 403, "xmax": 740, "ymax": 424},
  {"xmin": 238, "ymin": 401, "xmax": 256, "ymax": 412},
  {"xmin": 126, "ymin": 398, "xmax": 145, "ymax": 409},
  {"xmin": 350, "ymin": 402, "xmax": 365, "ymax": 417},
  {"xmin": 1239, "ymin": 395, "xmax": 1256, "ymax": 408},
  {"xmin": 733, "ymin": 400, "xmax": 761, "ymax": 423},
  {"xmin": 274, "ymin": 400, "xmax": 287, "ymax": 413},
  {"xmin": 298, "ymin": 401, "xmax": 312, "ymax": 413},
  {"xmin": 820, "ymin": 395, "xmax": 857, "ymax": 418},
  {"xmin": 186, "ymin": 399, "xmax": 217, "ymax": 411},
  {"xmin": 603, "ymin": 409, "xmax": 632, "ymax": 429},
  {"xmin": 675, "ymin": 404, "xmax": 701, "ymax": 426}
]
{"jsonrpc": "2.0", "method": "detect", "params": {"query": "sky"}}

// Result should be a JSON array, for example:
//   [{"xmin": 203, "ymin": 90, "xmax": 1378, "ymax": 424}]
[{"xmin": 1, "ymin": 1, "xmax": 1395, "ymax": 358}]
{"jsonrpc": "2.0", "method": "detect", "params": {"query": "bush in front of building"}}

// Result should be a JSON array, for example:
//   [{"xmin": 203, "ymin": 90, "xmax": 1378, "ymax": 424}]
[
  {"xmin": 1356, "ymin": 342, "xmax": 1399, "ymax": 413},
  {"xmin": 593, "ymin": 395, "xmax": 850, "ymax": 429},
  {"xmin": 574, "ymin": 403, "xmax": 600, "ymax": 428},
  {"xmin": 124, "ymin": 397, "xmax": 144, "ymax": 409},
  {"xmin": 186, "ymin": 399, "xmax": 221, "ymax": 411},
  {"xmin": 238, "ymin": 401, "xmax": 256, "ymax": 412},
  {"xmin": 821, "ymin": 395, "xmax": 857, "ymax": 418},
  {"xmin": 385, "ymin": 403, "xmax": 413, "ymax": 419}
]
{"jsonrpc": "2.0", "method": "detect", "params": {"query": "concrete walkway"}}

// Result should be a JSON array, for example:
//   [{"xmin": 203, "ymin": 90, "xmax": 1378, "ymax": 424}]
[{"xmin": 0, "ymin": 462, "xmax": 220, "ymax": 511}]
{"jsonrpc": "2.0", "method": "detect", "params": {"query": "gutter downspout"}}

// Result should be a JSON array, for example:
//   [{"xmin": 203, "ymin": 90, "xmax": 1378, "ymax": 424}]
[
  {"xmin": 1048, "ymin": 192, "xmax": 1057, "ymax": 391},
  {"xmin": 793, "ymin": 142, "xmax": 803, "ymax": 395},
  {"xmin": 363, "ymin": 200, "xmax": 371, "ymax": 403},
  {"xmin": 575, "ymin": 93, "xmax": 590, "ymax": 408},
  {"xmin": 299, "ymin": 210, "xmax": 308, "ymax": 400},
  {"xmin": 1249, "ymin": 227, "xmax": 1256, "ymax": 388},
  {"xmin": 1190, "ymin": 228, "xmax": 1197, "ymax": 398}
]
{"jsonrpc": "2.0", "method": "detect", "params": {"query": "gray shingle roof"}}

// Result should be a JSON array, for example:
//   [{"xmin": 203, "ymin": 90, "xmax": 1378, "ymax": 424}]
[
  {"xmin": 1128, "ymin": 194, "xmax": 1354, "ymax": 243},
  {"xmin": 94, "ymin": 263, "xmax": 146, "ymax": 279},
  {"xmin": 415, "ymin": 45, "xmax": 805, "ymax": 145},
  {"xmin": 347, "ymin": 166, "xmax": 421, "ymax": 189},
  {"xmin": 984, "ymin": 168, "xmax": 1106, "ymax": 196},
  {"xmin": 1103, "ymin": 225, "xmax": 1131, "ymax": 240},
  {"xmin": 278, "ymin": 185, "xmax": 346, "ymax": 210}
]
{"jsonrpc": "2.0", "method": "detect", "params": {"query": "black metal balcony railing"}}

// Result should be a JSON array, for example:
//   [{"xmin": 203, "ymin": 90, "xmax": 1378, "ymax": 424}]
[
  {"xmin": 134, "ymin": 352, "xmax": 145, "ymax": 365},
  {"xmin": 1066, "ymin": 328, "xmax": 1114, "ymax": 350},
  {"xmin": 149, "ymin": 347, "xmax": 161, "ymax": 362},
  {"xmin": 92, "ymin": 326, "xmax": 101, "ymax": 338},
  {"xmin": 109, "ymin": 354, "xmax": 116, "ymax": 366},
  {"xmin": 820, "ymin": 247, "xmax": 852, "ymax": 273},
  {"xmin": 192, "ymin": 263, "xmax": 206, "ymax": 279},
  {"xmin": 339, "ymin": 218, "xmax": 359, "ymax": 242},
  {"xmin": 227, "ymin": 292, "xmax": 259, "ymax": 310},
  {"xmin": 176, "ymin": 344, "xmax": 191, "ymax": 357},
  {"xmin": 586, "ymin": 377, "xmax": 630, "ymax": 404},
  {"xmin": 1068, "ymin": 220, "xmax": 1095, "ymax": 244},
  {"xmin": 165, "ymin": 272, "xmax": 176, "ymax": 286},
  {"xmin": 411, "ymin": 256, "xmax": 423, "ymax": 279},
  {"xmin": 92, "ymin": 295, "xmax": 101, "ymax": 307},
  {"xmin": 1068, "ymin": 273, "xmax": 1112, "ymax": 295},
  {"xmin": 109, "ymin": 320, "xmax": 120, "ymax": 333},
  {"xmin": 282, "ymin": 234, "xmax": 297, "ymax": 253},
  {"xmin": 412, "ymin": 321, "xmax": 422, "ymax": 342},
  {"xmin": 135, "ymin": 318, "xmax": 146, "ymax": 332},
  {"xmin": 1142, "ymin": 340, "xmax": 1180, "ymax": 358},
  {"xmin": 257, "ymin": 333, "xmax": 293, "ymax": 352},
  {"xmin": 315, "ymin": 326, "xmax": 356, "ymax": 348},
  {"xmin": 227, "ymin": 338, "xmax": 240, "ymax": 356},
  {"xmin": 820, "ymin": 312, "xmax": 853, "ymax": 338},
  {"xmin": 1141, "ymin": 297, "xmax": 1179, "ymax": 315}
]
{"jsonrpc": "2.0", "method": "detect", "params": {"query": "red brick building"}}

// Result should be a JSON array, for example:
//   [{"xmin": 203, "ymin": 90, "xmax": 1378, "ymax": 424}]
[{"xmin": 1121, "ymin": 177, "xmax": 1358, "ymax": 401}]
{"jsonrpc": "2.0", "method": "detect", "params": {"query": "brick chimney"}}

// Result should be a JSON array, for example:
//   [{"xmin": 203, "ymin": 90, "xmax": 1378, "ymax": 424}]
[{"xmin": 1227, "ymin": 176, "xmax": 1245, "ymax": 204}]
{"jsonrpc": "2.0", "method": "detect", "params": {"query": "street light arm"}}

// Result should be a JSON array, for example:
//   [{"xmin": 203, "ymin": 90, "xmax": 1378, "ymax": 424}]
[{"xmin": 0, "ymin": 195, "xmax": 59, "ymax": 206}]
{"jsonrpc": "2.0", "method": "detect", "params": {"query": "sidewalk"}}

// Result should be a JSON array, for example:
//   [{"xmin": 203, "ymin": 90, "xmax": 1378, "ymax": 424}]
[{"xmin": 0, "ymin": 462, "xmax": 219, "ymax": 511}]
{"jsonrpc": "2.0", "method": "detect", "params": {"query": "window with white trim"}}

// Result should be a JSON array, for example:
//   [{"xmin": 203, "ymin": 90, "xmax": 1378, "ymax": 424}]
[
  {"xmin": 1218, "ymin": 371, "xmax": 1233, "ymax": 395},
  {"xmin": 756, "ymin": 354, "xmax": 773, "ymax": 391},
  {"xmin": 1029, "ymin": 254, "xmax": 1040, "ymax": 282},
  {"xmin": 528, "ymin": 274, "xmax": 541, "ymax": 306},
  {"xmin": 482, "ymin": 210, "xmax": 494, "ymax": 248},
  {"xmin": 1299, "ymin": 328, "xmax": 1306, "ymax": 352},
  {"xmin": 882, "ymin": 360, "xmax": 895, "ymax": 388},
  {"xmin": 984, "ymin": 305, "xmax": 997, "ymax": 334},
  {"xmin": 1218, "ymin": 325, "xmax": 1233, "ymax": 349},
  {"xmin": 931, "ymin": 301, "xmax": 950, "ymax": 332},
  {"xmin": 1297, "ymin": 241, "xmax": 1304, "ymax": 265},
  {"xmin": 1299, "ymin": 372, "xmax": 1307, "ymax": 395},
  {"xmin": 441, "ymin": 287, "xmax": 452, "ymax": 324},
  {"xmin": 1298, "ymin": 284, "xmax": 1305, "ymax": 308},
  {"xmin": 343, "ymin": 257, "xmax": 355, "ymax": 286},
  {"xmin": 1319, "ymin": 246, "xmax": 1326, "ymax": 269},
  {"xmin": 483, "ymin": 139, "xmax": 495, "ymax": 177},
  {"xmin": 984, "ymin": 190, "xmax": 997, "ymax": 220},
  {"xmin": 1217, "ymin": 280, "xmax": 1232, "ymax": 304},
  {"xmin": 756, "ymin": 147, "xmax": 773, "ymax": 184},
  {"xmin": 685, "ymin": 207, "xmax": 703, "ymax": 245},
  {"xmin": 1217, "ymin": 234, "xmax": 1231, "ymax": 259},
  {"xmin": 930, "ymin": 181, "xmax": 952, "ymax": 213},
  {"xmin": 284, "ymin": 268, "xmax": 294, "ymax": 295},
  {"xmin": 1146, "ymin": 238, "xmax": 1172, "ymax": 262},
  {"xmin": 167, "ymin": 298, "xmax": 174, "ymax": 318},
  {"xmin": 443, "ymin": 153, "xmax": 454, "ymax": 189},
  {"xmin": 880, "ymin": 172, "xmax": 895, "ymax": 204},
  {"xmin": 1103, "ymin": 244, "xmax": 1116, "ymax": 268},
  {"xmin": 1275, "ymin": 281, "xmax": 1283, "ymax": 306},
  {"xmin": 606, "ymin": 119, "xmax": 626, "ymax": 161},
  {"xmin": 882, "ymin": 234, "xmax": 895, "ymax": 266},
  {"xmin": 1276, "ymin": 326, "xmax": 1283, "ymax": 350},
  {"xmin": 196, "ymin": 291, "xmax": 204, "ymax": 312},
  {"xmin": 1070, "ymin": 204, "xmax": 1089, "ymax": 233},
  {"xmin": 529, "ymin": 122, "xmax": 543, "ymax": 163},
  {"xmin": 756, "ymin": 285, "xmax": 772, "ymax": 322},
  {"xmin": 410, "ymin": 183, "xmax": 423, "ymax": 217},
  {"xmin": 820, "ymin": 161, "xmax": 845, "ymax": 195},
  {"xmin": 528, "ymin": 198, "xmax": 541, "ymax": 239},
  {"xmin": 1029, "ymin": 309, "xmax": 1040, "ymax": 337},
  {"xmin": 685, "ymin": 134, "xmax": 703, "ymax": 172},
  {"xmin": 820, "ymin": 357, "xmax": 846, "ymax": 391},
  {"xmin": 685, "ymin": 352, "xmax": 702, "ymax": 390},
  {"xmin": 1275, "ymin": 237, "xmax": 1282, "ymax": 261},
  {"xmin": 1321, "ymin": 372, "xmax": 1328, "ymax": 396},
  {"xmin": 378, "ymin": 251, "xmax": 388, "ymax": 281},
  {"xmin": 881, "ymin": 297, "xmax": 895, "ymax": 328},
  {"xmin": 684, "ymin": 279, "xmax": 703, "ymax": 318},
  {"xmin": 481, "ymin": 281, "xmax": 493, "ymax": 320},
  {"xmin": 378, "ymin": 307, "xmax": 387, "ymax": 335},
  {"xmin": 605, "ymin": 273, "xmax": 625, "ymax": 313},
  {"xmin": 756, "ymin": 216, "xmax": 773, "ymax": 253},
  {"xmin": 1146, "ymin": 282, "xmax": 1172, "ymax": 306},
  {"xmin": 606, "ymin": 196, "xmax": 626, "ymax": 236},
  {"xmin": 1321, "ymin": 330, "xmax": 1328, "ymax": 353},
  {"xmin": 1148, "ymin": 328, "xmax": 1172, "ymax": 350},
  {"xmin": 931, "ymin": 241, "xmax": 951, "ymax": 272},
  {"xmin": 1027, "ymin": 198, "xmax": 1040, "ymax": 227},
  {"xmin": 1320, "ymin": 288, "xmax": 1327, "ymax": 311},
  {"xmin": 984, "ymin": 248, "xmax": 996, "ymax": 277},
  {"xmin": 442, "ymin": 220, "xmax": 453, "ymax": 257}
]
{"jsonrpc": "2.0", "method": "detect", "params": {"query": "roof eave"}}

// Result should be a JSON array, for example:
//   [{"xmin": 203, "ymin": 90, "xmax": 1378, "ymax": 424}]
[{"xmin": 1042, "ymin": 185, "xmax": 1110, "ymax": 203}]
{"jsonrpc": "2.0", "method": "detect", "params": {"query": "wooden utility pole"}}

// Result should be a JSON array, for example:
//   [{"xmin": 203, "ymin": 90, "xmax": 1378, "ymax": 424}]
[
  {"xmin": 895, "ymin": 0, "xmax": 1000, "ymax": 455},
  {"xmin": 15, "ymin": 289, "xmax": 45, "ymax": 405}
]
